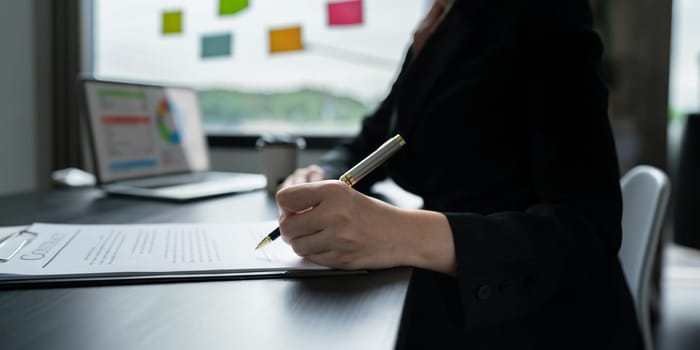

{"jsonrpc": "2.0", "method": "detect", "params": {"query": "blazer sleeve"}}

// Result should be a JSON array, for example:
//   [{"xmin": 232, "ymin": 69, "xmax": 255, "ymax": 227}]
[
  {"xmin": 318, "ymin": 50, "xmax": 414, "ymax": 193},
  {"xmin": 447, "ymin": 1, "xmax": 624, "ymax": 325}
]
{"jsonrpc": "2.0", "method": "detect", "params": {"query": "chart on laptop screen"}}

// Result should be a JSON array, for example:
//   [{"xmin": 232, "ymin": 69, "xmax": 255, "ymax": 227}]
[{"xmin": 84, "ymin": 81, "xmax": 209, "ymax": 183}]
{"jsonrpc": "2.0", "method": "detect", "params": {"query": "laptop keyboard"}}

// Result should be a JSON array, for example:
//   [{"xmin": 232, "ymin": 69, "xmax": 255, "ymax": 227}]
[{"xmin": 122, "ymin": 172, "xmax": 239, "ymax": 189}]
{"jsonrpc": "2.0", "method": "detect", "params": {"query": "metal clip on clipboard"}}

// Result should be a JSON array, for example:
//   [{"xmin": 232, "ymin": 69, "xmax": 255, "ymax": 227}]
[{"xmin": 0, "ymin": 228, "xmax": 37, "ymax": 263}]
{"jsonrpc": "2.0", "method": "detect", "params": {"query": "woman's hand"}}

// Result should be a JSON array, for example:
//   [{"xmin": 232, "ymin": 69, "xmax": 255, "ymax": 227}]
[
  {"xmin": 275, "ymin": 180, "xmax": 457, "ymax": 275},
  {"xmin": 279, "ymin": 165, "xmax": 326, "ymax": 189}
]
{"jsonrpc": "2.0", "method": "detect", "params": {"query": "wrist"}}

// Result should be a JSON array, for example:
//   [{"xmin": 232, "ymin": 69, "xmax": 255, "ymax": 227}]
[{"xmin": 396, "ymin": 209, "xmax": 457, "ymax": 275}]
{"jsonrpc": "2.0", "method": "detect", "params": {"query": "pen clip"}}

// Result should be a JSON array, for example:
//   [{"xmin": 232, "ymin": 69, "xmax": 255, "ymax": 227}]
[{"xmin": 0, "ymin": 229, "xmax": 38, "ymax": 263}]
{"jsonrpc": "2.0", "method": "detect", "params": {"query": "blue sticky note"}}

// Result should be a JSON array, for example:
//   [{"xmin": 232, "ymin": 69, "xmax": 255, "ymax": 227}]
[{"xmin": 201, "ymin": 33, "xmax": 232, "ymax": 58}]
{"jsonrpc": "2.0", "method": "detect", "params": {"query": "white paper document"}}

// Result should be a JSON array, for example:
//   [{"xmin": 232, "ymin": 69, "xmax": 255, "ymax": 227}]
[{"xmin": 0, "ymin": 221, "xmax": 340, "ymax": 284}]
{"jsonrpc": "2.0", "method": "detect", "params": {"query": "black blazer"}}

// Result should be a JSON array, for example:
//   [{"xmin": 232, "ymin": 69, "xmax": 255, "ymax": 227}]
[{"xmin": 319, "ymin": 0, "xmax": 643, "ymax": 348}]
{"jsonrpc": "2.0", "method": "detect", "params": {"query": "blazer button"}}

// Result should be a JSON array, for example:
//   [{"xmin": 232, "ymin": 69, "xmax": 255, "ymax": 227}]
[
  {"xmin": 524, "ymin": 274, "xmax": 538, "ymax": 290},
  {"xmin": 499, "ymin": 279, "xmax": 514, "ymax": 294},
  {"xmin": 476, "ymin": 284, "xmax": 492, "ymax": 300}
]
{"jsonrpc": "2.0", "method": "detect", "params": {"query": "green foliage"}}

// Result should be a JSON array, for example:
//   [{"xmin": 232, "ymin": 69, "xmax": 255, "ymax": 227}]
[
  {"xmin": 197, "ymin": 88, "xmax": 373, "ymax": 129},
  {"xmin": 669, "ymin": 107, "xmax": 686, "ymax": 123}
]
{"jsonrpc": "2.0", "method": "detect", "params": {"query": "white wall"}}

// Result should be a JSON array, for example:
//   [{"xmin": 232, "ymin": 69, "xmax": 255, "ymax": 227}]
[{"xmin": 0, "ymin": 1, "xmax": 38, "ymax": 195}]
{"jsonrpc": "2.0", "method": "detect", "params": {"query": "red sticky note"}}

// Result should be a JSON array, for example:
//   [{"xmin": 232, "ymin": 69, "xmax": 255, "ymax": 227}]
[{"xmin": 328, "ymin": 0, "xmax": 363, "ymax": 26}]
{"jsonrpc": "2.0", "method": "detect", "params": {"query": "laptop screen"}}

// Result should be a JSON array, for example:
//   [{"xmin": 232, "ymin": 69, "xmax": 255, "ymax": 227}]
[{"xmin": 82, "ymin": 79, "xmax": 209, "ymax": 184}]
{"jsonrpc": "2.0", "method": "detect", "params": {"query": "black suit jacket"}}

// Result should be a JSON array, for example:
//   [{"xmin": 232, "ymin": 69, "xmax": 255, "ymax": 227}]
[{"xmin": 319, "ymin": 0, "xmax": 643, "ymax": 348}]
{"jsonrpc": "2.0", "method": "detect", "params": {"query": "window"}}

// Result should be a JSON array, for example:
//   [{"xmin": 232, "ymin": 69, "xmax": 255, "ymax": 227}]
[
  {"xmin": 92, "ymin": 0, "xmax": 426, "ymax": 141},
  {"xmin": 669, "ymin": 0, "xmax": 700, "ymax": 122}
]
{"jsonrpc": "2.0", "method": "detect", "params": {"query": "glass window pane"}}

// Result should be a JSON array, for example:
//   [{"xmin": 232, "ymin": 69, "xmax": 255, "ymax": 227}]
[
  {"xmin": 93, "ymin": 0, "xmax": 426, "ymax": 136},
  {"xmin": 669, "ymin": 0, "xmax": 700, "ymax": 120}
]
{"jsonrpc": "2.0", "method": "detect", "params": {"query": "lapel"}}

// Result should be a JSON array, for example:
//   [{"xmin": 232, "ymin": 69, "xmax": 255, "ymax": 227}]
[{"xmin": 392, "ymin": 0, "xmax": 481, "ymax": 137}]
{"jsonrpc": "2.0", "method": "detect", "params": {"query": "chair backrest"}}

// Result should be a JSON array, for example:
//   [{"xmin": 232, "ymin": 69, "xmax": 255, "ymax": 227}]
[{"xmin": 618, "ymin": 164, "xmax": 670, "ymax": 350}]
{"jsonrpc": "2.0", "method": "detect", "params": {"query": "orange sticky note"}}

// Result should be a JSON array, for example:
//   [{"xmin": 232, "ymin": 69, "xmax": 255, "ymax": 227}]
[
  {"xmin": 162, "ymin": 10, "xmax": 182, "ymax": 34},
  {"xmin": 269, "ymin": 26, "xmax": 304, "ymax": 54}
]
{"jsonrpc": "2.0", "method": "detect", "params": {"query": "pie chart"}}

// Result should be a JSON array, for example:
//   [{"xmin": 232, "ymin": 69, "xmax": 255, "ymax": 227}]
[{"xmin": 156, "ymin": 99, "xmax": 182, "ymax": 145}]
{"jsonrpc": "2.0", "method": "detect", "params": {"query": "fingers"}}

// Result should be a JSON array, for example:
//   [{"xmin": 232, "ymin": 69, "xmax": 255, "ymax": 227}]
[
  {"xmin": 279, "ymin": 165, "xmax": 326, "ymax": 189},
  {"xmin": 276, "ymin": 180, "xmax": 345, "ymax": 215},
  {"xmin": 285, "ymin": 228, "xmax": 357, "ymax": 269},
  {"xmin": 276, "ymin": 181, "xmax": 353, "ymax": 259},
  {"xmin": 302, "ymin": 250, "xmax": 361, "ymax": 271},
  {"xmin": 273, "ymin": 178, "xmax": 389, "ymax": 271},
  {"xmin": 306, "ymin": 165, "xmax": 325, "ymax": 182},
  {"xmin": 278, "ymin": 204, "xmax": 326, "ymax": 242},
  {"xmin": 286, "ymin": 228, "xmax": 332, "ymax": 257}
]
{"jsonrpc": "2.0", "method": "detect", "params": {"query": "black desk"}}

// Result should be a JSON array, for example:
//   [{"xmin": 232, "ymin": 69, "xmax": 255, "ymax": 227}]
[{"xmin": 0, "ymin": 188, "xmax": 411, "ymax": 350}]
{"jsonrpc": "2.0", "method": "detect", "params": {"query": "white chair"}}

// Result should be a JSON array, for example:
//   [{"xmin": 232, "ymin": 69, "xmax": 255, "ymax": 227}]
[{"xmin": 618, "ymin": 165, "xmax": 671, "ymax": 350}]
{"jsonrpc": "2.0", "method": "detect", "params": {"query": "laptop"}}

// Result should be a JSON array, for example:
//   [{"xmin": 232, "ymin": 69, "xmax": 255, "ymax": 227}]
[{"xmin": 79, "ymin": 76, "xmax": 266, "ymax": 201}]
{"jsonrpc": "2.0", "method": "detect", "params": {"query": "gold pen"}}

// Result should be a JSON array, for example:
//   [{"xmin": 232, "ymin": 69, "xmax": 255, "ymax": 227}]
[{"xmin": 255, "ymin": 134, "xmax": 406, "ymax": 249}]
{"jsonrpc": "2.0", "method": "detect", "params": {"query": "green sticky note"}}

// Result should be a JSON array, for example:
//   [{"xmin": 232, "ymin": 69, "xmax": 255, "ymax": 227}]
[
  {"xmin": 162, "ymin": 11, "xmax": 182, "ymax": 34},
  {"xmin": 201, "ymin": 33, "xmax": 232, "ymax": 58},
  {"xmin": 219, "ymin": 0, "xmax": 249, "ymax": 16}
]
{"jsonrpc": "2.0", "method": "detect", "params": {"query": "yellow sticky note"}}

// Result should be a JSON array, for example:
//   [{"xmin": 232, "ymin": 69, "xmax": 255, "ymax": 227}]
[
  {"xmin": 269, "ymin": 26, "xmax": 304, "ymax": 54},
  {"xmin": 162, "ymin": 11, "xmax": 182, "ymax": 34}
]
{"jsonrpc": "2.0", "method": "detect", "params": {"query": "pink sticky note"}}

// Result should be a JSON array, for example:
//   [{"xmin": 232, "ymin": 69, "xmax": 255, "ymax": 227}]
[{"xmin": 328, "ymin": 0, "xmax": 363, "ymax": 26}]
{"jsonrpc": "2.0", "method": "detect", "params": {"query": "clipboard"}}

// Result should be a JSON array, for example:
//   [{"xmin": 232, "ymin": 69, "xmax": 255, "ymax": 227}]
[
  {"xmin": 0, "ymin": 223, "xmax": 366, "ymax": 289},
  {"xmin": 0, "ymin": 226, "xmax": 35, "ymax": 263},
  {"xmin": 0, "ymin": 269, "xmax": 367, "ymax": 289}
]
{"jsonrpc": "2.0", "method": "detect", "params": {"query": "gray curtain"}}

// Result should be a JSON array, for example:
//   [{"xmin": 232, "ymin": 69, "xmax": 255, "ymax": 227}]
[{"xmin": 49, "ymin": 0, "xmax": 84, "ymax": 172}]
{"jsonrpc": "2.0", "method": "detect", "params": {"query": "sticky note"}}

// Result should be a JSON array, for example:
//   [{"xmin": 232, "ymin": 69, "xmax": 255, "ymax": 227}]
[
  {"xmin": 219, "ymin": 0, "xmax": 249, "ymax": 16},
  {"xmin": 269, "ymin": 26, "xmax": 304, "ymax": 54},
  {"xmin": 201, "ymin": 33, "xmax": 232, "ymax": 58},
  {"xmin": 162, "ymin": 10, "xmax": 182, "ymax": 34},
  {"xmin": 328, "ymin": 0, "xmax": 363, "ymax": 26}
]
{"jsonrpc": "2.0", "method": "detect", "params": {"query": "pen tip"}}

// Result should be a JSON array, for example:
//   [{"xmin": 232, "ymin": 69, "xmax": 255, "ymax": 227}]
[{"xmin": 255, "ymin": 236, "xmax": 272, "ymax": 250}]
